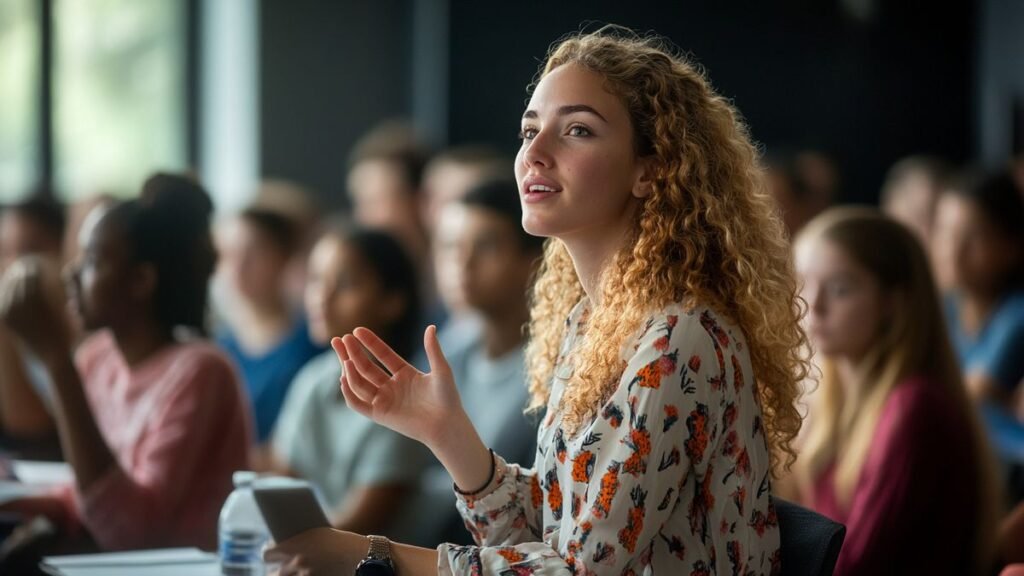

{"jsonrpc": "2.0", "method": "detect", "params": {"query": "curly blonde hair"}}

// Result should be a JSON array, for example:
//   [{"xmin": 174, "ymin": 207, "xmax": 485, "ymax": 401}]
[{"xmin": 524, "ymin": 27, "xmax": 810, "ymax": 474}]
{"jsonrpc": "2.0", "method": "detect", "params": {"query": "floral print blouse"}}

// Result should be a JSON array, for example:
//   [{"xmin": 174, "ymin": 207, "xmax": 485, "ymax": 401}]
[{"xmin": 437, "ymin": 300, "xmax": 781, "ymax": 576}]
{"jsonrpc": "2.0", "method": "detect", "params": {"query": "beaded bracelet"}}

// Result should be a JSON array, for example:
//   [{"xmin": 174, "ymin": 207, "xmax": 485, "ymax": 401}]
[{"xmin": 453, "ymin": 448, "xmax": 496, "ymax": 497}]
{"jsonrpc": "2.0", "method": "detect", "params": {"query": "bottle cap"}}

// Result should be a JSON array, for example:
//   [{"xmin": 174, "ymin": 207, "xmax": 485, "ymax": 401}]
[{"xmin": 232, "ymin": 470, "xmax": 259, "ymax": 488}]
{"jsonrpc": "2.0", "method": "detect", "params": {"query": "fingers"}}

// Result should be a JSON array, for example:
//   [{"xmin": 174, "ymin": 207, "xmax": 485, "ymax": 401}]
[
  {"xmin": 423, "ymin": 325, "xmax": 453, "ymax": 377},
  {"xmin": 339, "ymin": 369, "xmax": 374, "ymax": 416},
  {"xmin": 352, "ymin": 327, "xmax": 412, "ymax": 375},
  {"xmin": 330, "ymin": 336, "xmax": 349, "ymax": 366},
  {"xmin": 263, "ymin": 542, "xmax": 288, "ymax": 565},
  {"xmin": 341, "ymin": 334, "xmax": 393, "ymax": 387}
]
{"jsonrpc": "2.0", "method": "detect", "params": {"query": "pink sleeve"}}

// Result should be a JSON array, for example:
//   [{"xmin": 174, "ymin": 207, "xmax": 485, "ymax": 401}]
[{"xmin": 75, "ymin": 350, "xmax": 247, "ymax": 550}]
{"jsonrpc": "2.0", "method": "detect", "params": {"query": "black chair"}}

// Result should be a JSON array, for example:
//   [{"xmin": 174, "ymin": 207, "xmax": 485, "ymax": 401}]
[{"xmin": 775, "ymin": 497, "xmax": 846, "ymax": 576}]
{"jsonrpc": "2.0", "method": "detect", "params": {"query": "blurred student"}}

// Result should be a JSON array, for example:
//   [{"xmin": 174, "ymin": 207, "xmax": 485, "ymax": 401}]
[
  {"xmin": 793, "ymin": 207, "xmax": 999, "ymax": 576},
  {"xmin": 0, "ymin": 195, "xmax": 66, "ymax": 449},
  {"xmin": 214, "ymin": 207, "xmax": 322, "ymax": 446},
  {"xmin": 880, "ymin": 155, "xmax": 951, "ymax": 287},
  {"xmin": 933, "ymin": 170, "xmax": 1024, "ymax": 415},
  {"xmin": 425, "ymin": 148, "xmax": 511, "ymax": 348},
  {"xmin": 880, "ymin": 155, "xmax": 948, "ymax": 248},
  {"xmin": 0, "ymin": 194, "xmax": 65, "ymax": 270},
  {"xmin": 0, "ymin": 174, "xmax": 251, "ymax": 551},
  {"xmin": 346, "ymin": 120, "xmax": 431, "ymax": 271},
  {"xmin": 401, "ymin": 178, "xmax": 542, "ymax": 546},
  {"xmin": 765, "ymin": 148, "xmax": 839, "ymax": 237},
  {"xmin": 268, "ymin": 225, "xmax": 429, "ymax": 536},
  {"xmin": 421, "ymin": 146, "xmax": 508, "ymax": 237}
]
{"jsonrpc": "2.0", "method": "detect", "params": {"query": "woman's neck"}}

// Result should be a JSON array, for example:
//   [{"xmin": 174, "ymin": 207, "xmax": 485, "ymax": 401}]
[
  {"xmin": 833, "ymin": 356, "xmax": 862, "ymax": 400},
  {"xmin": 111, "ymin": 320, "xmax": 174, "ymax": 368},
  {"xmin": 561, "ymin": 216, "xmax": 636, "ymax": 307}
]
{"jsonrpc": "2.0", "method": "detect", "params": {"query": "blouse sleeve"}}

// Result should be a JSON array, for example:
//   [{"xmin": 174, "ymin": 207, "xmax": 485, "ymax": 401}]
[{"xmin": 439, "ymin": 310, "xmax": 724, "ymax": 575}]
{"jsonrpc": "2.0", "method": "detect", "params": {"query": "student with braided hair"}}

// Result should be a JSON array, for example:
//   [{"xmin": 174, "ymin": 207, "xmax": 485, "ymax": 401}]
[{"xmin": 0, "ymin": 174, "xmax": 251, "ymax": 551}]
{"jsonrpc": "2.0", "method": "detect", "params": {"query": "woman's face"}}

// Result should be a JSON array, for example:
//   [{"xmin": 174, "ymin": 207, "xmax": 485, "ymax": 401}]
[
  {"xmin": 215, "ymin": 217, "xmax": 289, "ymax": 306},
  {"xmin": 933, "ymin": 193, "xmax": 1019, "ymax": 294},
  {"xmin": 444, "ymin": 203, "xmax": 537, "ymax": 317},
  {"xmin": 796, "ymin": 238, "xmax": 887, "ymax": 362},
  {"xmin": 515, "ymin": 63, "xmax": 647, "ymax": 243},
  {"xmin": 304, "ymin": 236, "xmax": 399, "ymax": 345},
  {"xmin": 68, "ymin": 210, "xmax": 136, "ymax": 332}
]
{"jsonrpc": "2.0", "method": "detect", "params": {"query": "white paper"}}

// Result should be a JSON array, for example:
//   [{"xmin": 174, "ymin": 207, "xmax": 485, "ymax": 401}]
[
  {"xmin": 13, "ymin": 460, "xmax": 74, "ymax": 485},
  {"xmin": 42, "ymin": 547, "xmax": 220, "ymax": 576},
  {"xmin": 0, "ymin": 479, "xmax": 52, "ymax": 505}
]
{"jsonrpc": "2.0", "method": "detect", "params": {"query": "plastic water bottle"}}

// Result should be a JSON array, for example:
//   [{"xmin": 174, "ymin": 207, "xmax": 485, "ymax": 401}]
[{"xmin": 219, "ymin": 471, "xmax": 269, "ymax": 576}]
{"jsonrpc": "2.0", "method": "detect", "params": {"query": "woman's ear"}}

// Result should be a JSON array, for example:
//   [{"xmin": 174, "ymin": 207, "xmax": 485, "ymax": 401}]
[
  {"xmin": 631, "ymin": 157, "xmax": 657, "ymax": 199},
  {"xmin": 131, "ymin": 262, "xmax": 158, "ymax": 303}
]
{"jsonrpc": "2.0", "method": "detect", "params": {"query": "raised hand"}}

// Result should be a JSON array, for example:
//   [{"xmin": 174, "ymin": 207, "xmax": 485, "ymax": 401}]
[
  {"xmin": 335, "ymin": 325, "xmax": 496, "ymax": 506},
  {"xmin": 333, "ymin": 325, "xmax": 464, "ymax": 449},
  {"xmin": 0, "ymin": 256, "xmax": 70, "ymax": 361}
]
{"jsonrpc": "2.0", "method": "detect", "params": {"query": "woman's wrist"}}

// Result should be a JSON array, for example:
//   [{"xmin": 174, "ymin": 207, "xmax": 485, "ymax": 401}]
[{"xmin": 428, "ymin": 412, "xmax": 493, "ymax": 494}]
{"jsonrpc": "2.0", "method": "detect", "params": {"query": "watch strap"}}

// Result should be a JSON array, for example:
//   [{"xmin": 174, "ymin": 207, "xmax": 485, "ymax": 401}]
[{"xmin": 366, "ymin": 535, "xmax": 392, "ymax": 562}]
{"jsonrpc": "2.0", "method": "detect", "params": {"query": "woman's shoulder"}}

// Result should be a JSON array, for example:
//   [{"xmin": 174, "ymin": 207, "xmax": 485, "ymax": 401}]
[{"xmin": 633, "ymin": 302, "xmax": 745, "ymax": 353}]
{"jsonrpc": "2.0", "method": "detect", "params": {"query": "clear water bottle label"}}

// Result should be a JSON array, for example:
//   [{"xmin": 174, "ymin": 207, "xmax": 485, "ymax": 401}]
[{"xmin": 219, "ymin": 528, "xmax": 268, "ymax": 575}]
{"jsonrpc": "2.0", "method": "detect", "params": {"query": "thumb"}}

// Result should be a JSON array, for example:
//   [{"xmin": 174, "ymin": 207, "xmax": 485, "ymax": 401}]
[{"xmin": 423, "ymin": 325, "xmax": 452, "ymax": 378}]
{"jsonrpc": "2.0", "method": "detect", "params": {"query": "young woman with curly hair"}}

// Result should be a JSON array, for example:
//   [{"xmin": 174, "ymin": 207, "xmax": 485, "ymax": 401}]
[{"xmin": 265, "ymin": 26, "xmax": 810, "ymax": 576}]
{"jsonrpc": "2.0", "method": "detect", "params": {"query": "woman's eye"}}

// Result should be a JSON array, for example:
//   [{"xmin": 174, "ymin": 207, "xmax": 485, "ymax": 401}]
[
  {"xmin": 518, "ymin": 127, "xmax": 538, "ymax": 140},
  {"xmin": 568, "ymin": 125, "xmax": 591, "ymax": 137},
  {"xmin": 827, "ymin": 281, "xmax": 849, "ymax": 297}
]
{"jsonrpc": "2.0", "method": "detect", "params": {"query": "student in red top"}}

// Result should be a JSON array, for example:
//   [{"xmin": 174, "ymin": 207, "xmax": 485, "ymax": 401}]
[
  {"xmin": 0, "ymin": 174, "xmax": 251, "ymax": 550},
  {"xmin": 791, "ymin": 207, "xmax": 1000, "ymax": 576}
]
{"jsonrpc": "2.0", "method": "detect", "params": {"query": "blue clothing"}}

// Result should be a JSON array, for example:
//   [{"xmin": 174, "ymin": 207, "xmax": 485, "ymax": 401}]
[
  {"xmin": 945, "ymin": 290, "xmax": 1024, "ymax": 466},
  {"xmin": 945, "ymin": 290, "xmax": 1024, "ymax": 392},
  {"xmin": 217, "ymin": 317, "xmax": 324, "ymax": 442}
]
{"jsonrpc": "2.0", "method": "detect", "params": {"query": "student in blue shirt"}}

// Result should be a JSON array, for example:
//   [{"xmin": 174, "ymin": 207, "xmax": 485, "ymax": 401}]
[
  {"xmin": 214, "ymin": 208, "xmax": 323, "ymax": 445},
  {"xmin": 934, "ymin": 169, "xmax": 1024, "ymax": 466}
]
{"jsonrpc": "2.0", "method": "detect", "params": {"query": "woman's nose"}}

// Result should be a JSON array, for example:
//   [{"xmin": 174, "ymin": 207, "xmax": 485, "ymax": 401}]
[{"xmin": 521, "ymin": 131, "xmax": 554, "ymax": 169}]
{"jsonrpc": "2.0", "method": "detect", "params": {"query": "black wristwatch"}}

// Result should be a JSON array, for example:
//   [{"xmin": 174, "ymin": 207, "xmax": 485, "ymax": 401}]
[{"xmin": 354, "ymin": 535, "xmax": 396, "ymax": 576}]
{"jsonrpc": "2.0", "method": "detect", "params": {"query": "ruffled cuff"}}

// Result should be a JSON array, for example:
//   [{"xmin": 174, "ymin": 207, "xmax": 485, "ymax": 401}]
[{"xmin": 453, "ymin": 453, "xmax": 509, "ymax": 506}]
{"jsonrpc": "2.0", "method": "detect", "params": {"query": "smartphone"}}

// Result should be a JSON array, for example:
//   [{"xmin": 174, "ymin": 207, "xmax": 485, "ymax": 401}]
[{"xmin": 252, "ymin": 479, "xmax": 331, "ymax": 542}]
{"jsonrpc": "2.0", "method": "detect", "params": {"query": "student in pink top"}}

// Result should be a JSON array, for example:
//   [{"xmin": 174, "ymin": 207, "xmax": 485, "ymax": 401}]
[
  {"xmin": 0, "ymin": 173, "xmax": 251, "ymax": 551},
  {"xmin": 791, "ymin": 207, "xmax": 1000, "ymax": 575}
]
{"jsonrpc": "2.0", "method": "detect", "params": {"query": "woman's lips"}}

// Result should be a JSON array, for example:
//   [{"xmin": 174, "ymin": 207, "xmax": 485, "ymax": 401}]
[{"xmin": 521, "ymin": 175, "xmax": 562, "ymax": 203}]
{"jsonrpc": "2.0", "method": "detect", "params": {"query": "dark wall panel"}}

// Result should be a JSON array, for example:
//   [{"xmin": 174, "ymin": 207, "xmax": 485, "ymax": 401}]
[
  {"xmin": 260, "ymin": 0, "xmax": 413, "ymax": 210},
  {"xmin": 446, "ymin": 0, "xmax": 975, "ymax": 203}
]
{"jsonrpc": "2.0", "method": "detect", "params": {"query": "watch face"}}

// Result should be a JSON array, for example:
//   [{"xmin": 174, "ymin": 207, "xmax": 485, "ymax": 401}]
[{"xmin": 355, "ymin": 559, "xmax": 395, "ymax": 576}]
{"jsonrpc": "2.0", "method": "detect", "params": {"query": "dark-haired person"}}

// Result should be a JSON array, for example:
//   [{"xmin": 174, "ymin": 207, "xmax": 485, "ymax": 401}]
[
  {"xmin": 267, "ymin": 225, "xmax": 430, "ymax": 536},
  {"xmin": 403, "ymin": 178, "xmax": 542, "ymax": 546},
  {"xmin": 0, "ymin": 195, "xmax": 67, "ymax": 452},
  {"xmin": 0, "ymin": 174, "xmax": 251, "ymax": 551},
  {"xmin": 934, "ymin": 170, "xmax": 1024, "ymax": 420},
  {"xmin": 214, "ymin": 208, "xmax": 323, "ymax": 446}
]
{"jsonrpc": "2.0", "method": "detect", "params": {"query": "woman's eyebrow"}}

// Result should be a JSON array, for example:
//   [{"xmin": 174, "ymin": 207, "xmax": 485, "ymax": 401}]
[{"xmin": 522, "ymin": 104, "xmax": 608, "ymax": 123}]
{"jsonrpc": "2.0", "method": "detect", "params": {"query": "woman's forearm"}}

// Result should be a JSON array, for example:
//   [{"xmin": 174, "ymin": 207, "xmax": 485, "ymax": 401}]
[
  {"xmin": 391, "ymin": 540, "xmax": 441, "ymax": 575},
  {"xmin": 42, "ymin": 353, "xmax": 116, "ymax": 492}
]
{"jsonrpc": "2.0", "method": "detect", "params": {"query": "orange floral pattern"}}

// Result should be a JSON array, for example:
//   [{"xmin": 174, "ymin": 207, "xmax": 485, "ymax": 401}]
[{"xmin": 440, "ymin": 303, "xmax": 780, "ymax": 576}]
